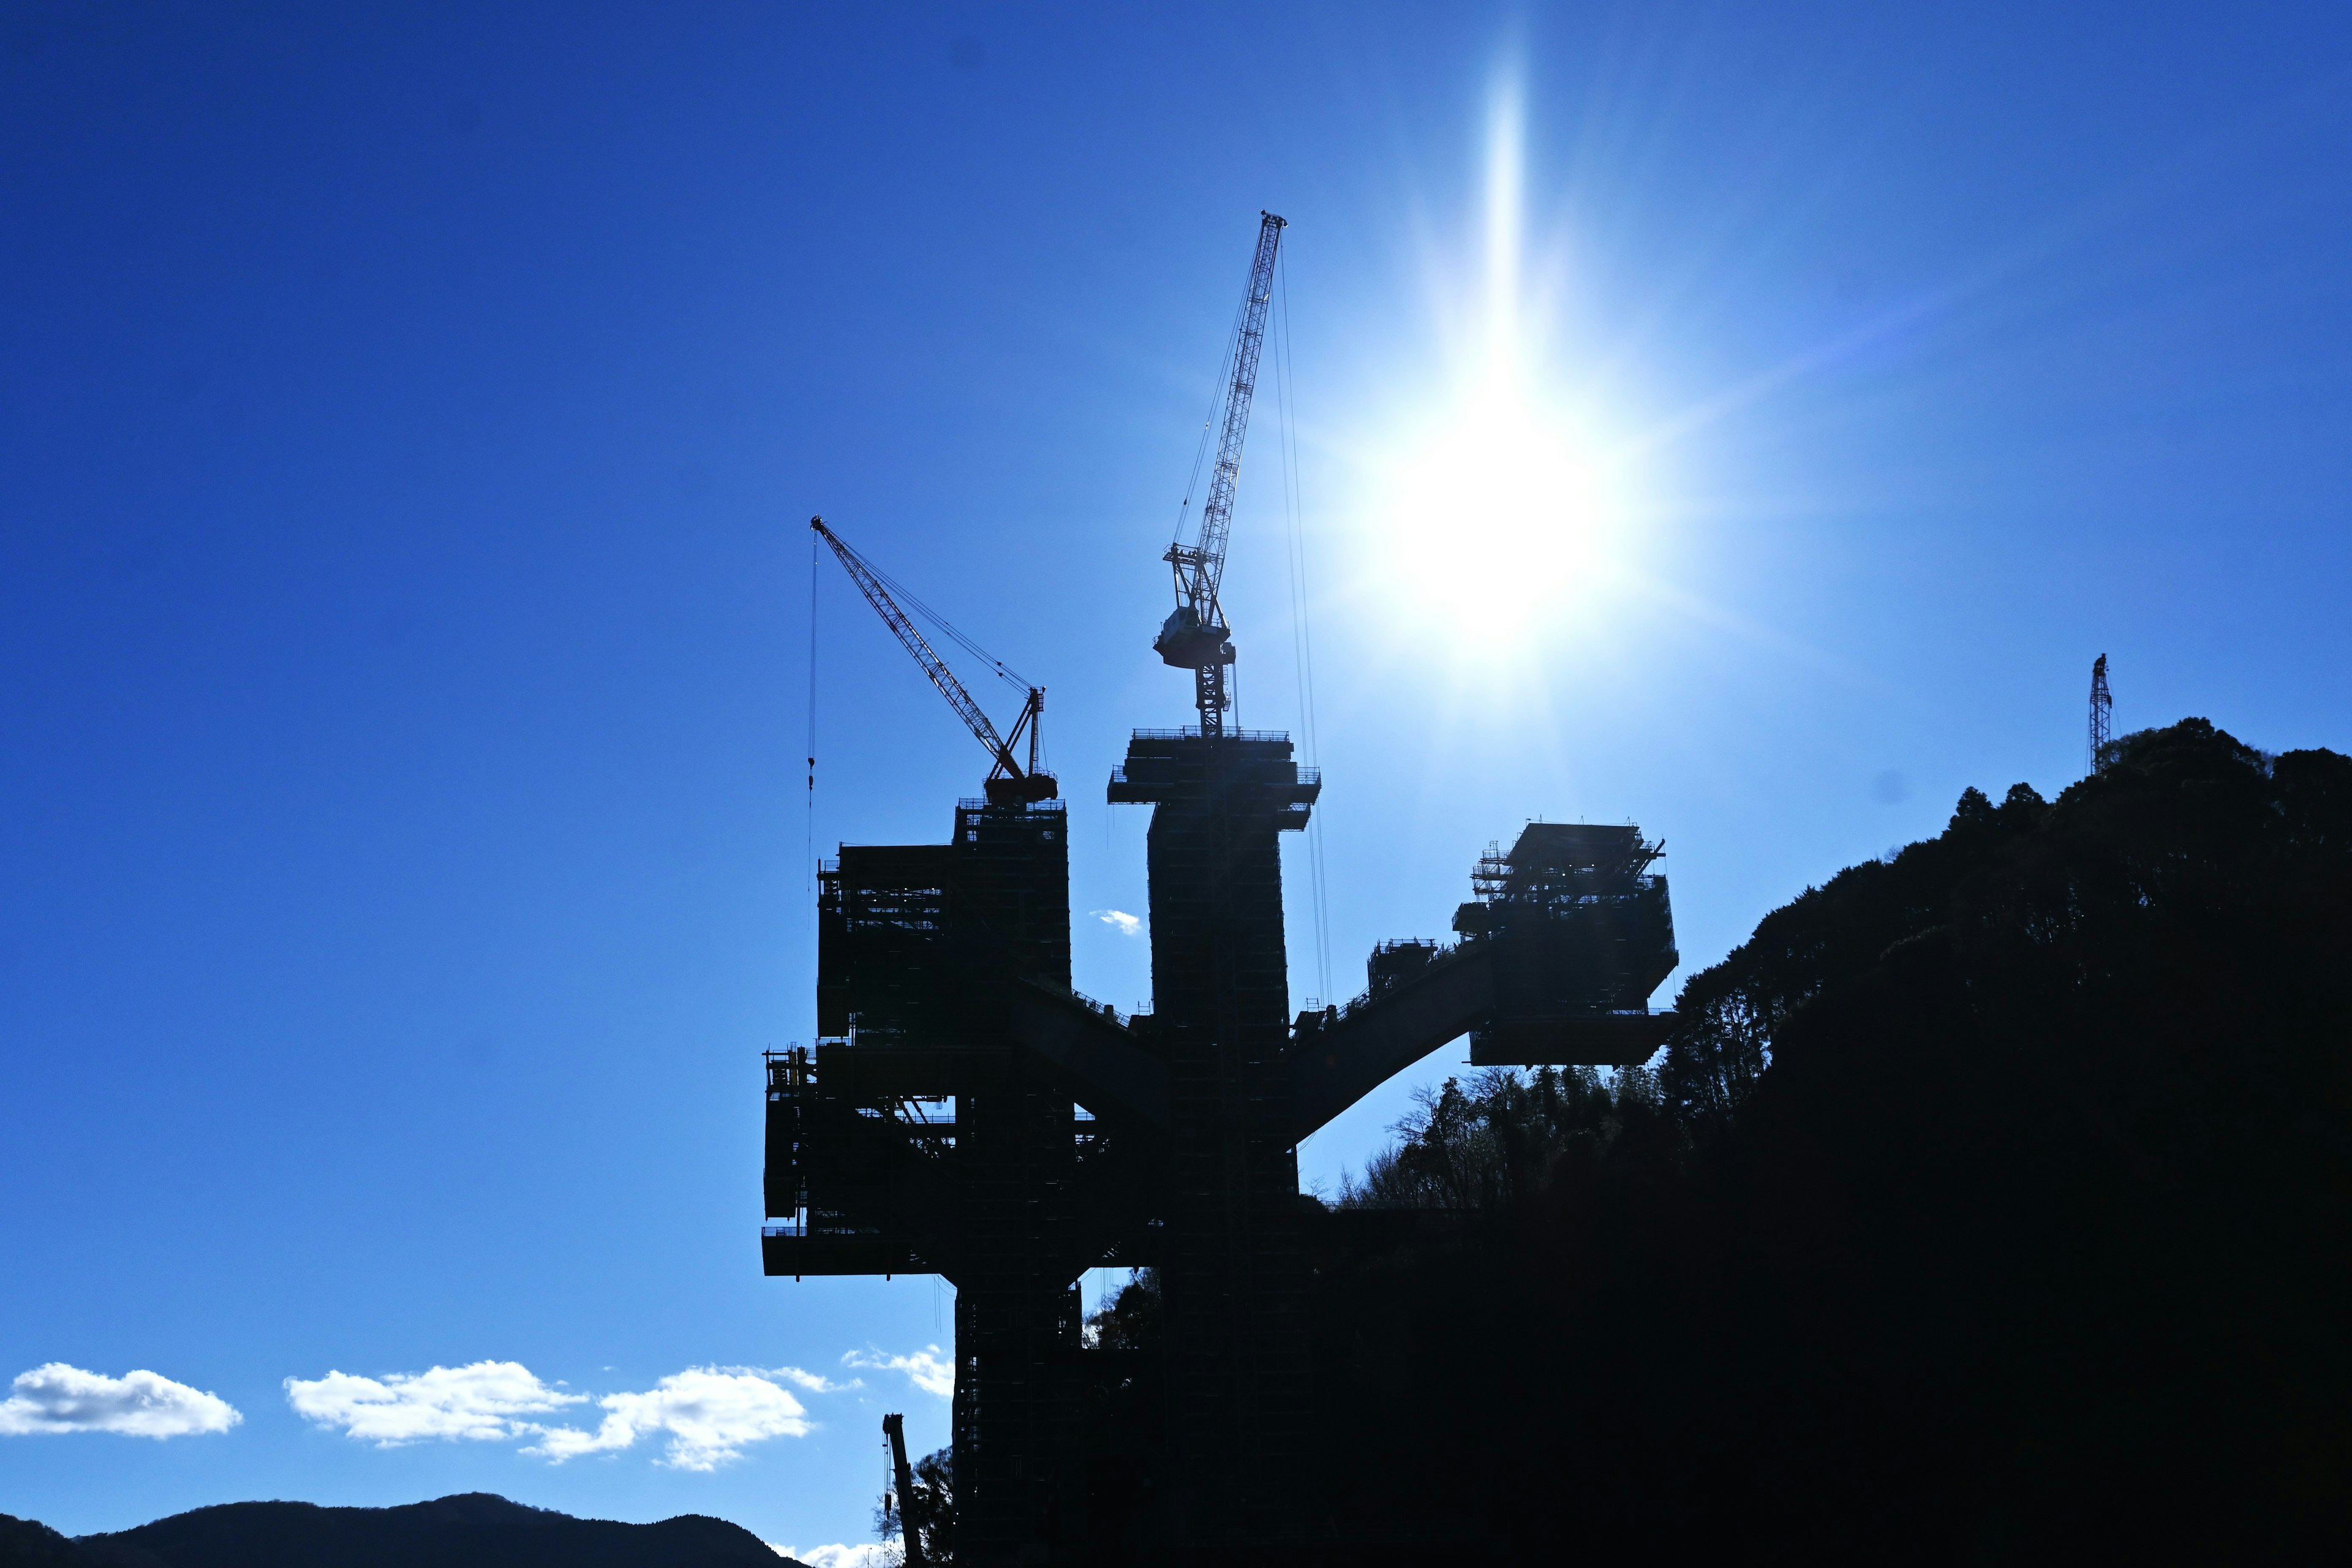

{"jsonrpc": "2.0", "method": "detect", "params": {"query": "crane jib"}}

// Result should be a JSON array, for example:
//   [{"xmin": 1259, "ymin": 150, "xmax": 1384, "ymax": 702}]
[
  {"xmin": 1194, "ymin": 214, "xmax": 1285, "ymax": 607},
  {"xmin": 810, "ymin": 516, "xmax": 1057, "ymax": 805}
]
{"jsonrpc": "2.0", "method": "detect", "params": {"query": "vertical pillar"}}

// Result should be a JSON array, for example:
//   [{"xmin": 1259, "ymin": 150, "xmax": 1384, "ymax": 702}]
[{"xmin": 1109, "ymin": 731, "xmax": 1318, "ymax": 1550}]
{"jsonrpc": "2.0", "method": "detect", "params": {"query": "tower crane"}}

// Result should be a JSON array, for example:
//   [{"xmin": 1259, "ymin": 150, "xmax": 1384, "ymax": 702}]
[
  {"xmin": 811, "ymin": 516, "xmax": 1057, "ymax": 806},
  {"xmin": 1155, "ymin": 211, "xmax": 1286, "ymax": 737}
]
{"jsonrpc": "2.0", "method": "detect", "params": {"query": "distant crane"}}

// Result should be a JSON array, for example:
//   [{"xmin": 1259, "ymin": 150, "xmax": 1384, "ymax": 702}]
[
  {"xmin": 812, "ymin": 516, "xmax": 1057, "ymax": 805},
  {"xmin": 2089, "ymin": 654, "xmax": 2113, "ymax": 775},
  {"xmin": 1155, "ymin": 211, "xmax": 1286, "ymax": 737}
]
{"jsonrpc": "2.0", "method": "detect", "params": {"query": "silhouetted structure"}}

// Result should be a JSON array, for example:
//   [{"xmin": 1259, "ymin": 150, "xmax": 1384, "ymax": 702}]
[
  {"xmin": 763, "ymin": 772, "xmax": 1678, "ymax": 1562},
  {"xmin": 765, "ymin": 212, "xmax": 1679, "ymax": 1565},
  {"xmin": 763, "ymin": 796, "xmax": 1126, "ymax": 1559}
]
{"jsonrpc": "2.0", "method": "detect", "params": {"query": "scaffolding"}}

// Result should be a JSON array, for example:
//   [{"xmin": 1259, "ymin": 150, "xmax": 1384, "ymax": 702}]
[{"xmin": 766, "ymin": 798, "xmax": 1118, "ymax": 1558}]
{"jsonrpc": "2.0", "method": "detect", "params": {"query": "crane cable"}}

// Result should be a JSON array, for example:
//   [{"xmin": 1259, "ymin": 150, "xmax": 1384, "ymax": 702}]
[
  {"xmin": 806, "ymin": 526, "xmax": 820, "ymax": 905},
  {"xmin": 1171, "ymin": 256, "xmax": 1256, "ymax": 549},
  {"xmin": 837, "ymin": 534, "xmax": 1035, "ymax": 698},
  {"xmin": 1274, "ymin": 244, "xmax": 1332, "ymax": 1007}
]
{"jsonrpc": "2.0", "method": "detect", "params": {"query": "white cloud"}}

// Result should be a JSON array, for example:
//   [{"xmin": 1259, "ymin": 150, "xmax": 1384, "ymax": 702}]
[
  {"xmin": 771, "ymin": 1365, "xmax": 858, "ymax": 1394},
  {"xmin": 285, "ymin": 1359, "xmax": 829, "ymax": 1469},
  {"xmin": 1091, "ymin": 908, "xmax": 1142, "ymax": 938},
  {"xmin": 285, "ymin": 1360, "xmax": 583, "ymax": 1446},
  {"xmin": 842, "ymin": 1345, "xmax": 953, "ymax": 1399},
  {"xmin": 529, "ymin": 1367, "xmax": 809, "ymax": 1471},
  {"xmin": 774, "ymin": 1545, "xmax": 897, "ymax": 1567},
  {"xmin": 0, "ymin": 1363, "xmax": 241, "ymax": 1439}
]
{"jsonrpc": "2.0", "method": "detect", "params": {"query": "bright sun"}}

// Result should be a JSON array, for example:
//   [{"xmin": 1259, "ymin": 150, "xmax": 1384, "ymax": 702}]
[
  {"xmin": 1381, "ymin": 377, "xmax": 1621, "ymax": 644},
  {"xmin": 1362, "ymin": 77, "xmax": 1635, "ymax": 650}
]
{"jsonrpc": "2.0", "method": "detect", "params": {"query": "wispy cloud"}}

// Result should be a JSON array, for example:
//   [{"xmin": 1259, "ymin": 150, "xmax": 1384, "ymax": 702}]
[
  {"xmin": 1091, "ymin": 908, "xmax": 1142, "ymax": 938},
  {"xmin": 529, "ymin": 1366, "xmax": 811, "ymax": 1471},
  {"xmin": 842, "ymin": 1345, "xmax": 953, "ymax": 1399},
  {"xmin": 771, "ymin": 1365, "xmax": 858, "ymax": 1394},
  {"xmin": 285, "ymin": 1361, "xmax": 582, "ymax": 1446},
  {"xmin": 0, "ymin": 1363, "xmax": 241, "ymax": 1439}
]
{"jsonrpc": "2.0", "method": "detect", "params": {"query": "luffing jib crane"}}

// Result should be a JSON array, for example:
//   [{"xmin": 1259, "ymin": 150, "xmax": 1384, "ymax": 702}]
[
  {"xmin": 811, "ymin": 515, "xmax": 1056, "ymax": 805},
  {"xmin": 1154, "ymin": 211, "xmax": 1286, "ymax": 737}
]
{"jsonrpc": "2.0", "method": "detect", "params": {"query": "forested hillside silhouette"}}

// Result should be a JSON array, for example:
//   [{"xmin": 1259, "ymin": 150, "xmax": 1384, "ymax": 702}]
[
  {"xmin": 1082, "ymin": 717, "xmax": 2352, "ymax": 1562},
  {"xmin": 0, "ymin": 1495, "xmax": 789, "ymax": 1568}
]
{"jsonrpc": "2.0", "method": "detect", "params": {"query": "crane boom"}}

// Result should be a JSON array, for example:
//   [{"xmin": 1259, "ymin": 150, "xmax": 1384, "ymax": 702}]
[
  {"xmin": 883, "ymin": 1412, "xmax": 926, "ymax": 1568},
  {"xmin": 812, "ymin": 516, "xmax": 1054, "ymax": 805},
  {"xmin": 1155, "ymin": 211, "xmax": 1286, "ymax": 736}
]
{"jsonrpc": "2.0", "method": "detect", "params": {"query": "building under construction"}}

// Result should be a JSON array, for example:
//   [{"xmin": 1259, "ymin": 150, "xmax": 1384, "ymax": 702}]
[{"xmin": 761, "ymin": 215, "xmax": 1681, "ymax": 1564}]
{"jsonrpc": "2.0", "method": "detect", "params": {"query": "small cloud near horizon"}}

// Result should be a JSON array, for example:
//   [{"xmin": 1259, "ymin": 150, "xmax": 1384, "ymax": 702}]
[{"xmin": 0, "ymin": 1363, "xmax": 241, "ymax": 1439}]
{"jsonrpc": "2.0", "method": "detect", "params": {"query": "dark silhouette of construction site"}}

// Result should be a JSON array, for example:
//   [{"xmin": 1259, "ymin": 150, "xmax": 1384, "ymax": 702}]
[{"xmin": 761, "ymin": 216, "xmax": 1680, "ymax": 1564}]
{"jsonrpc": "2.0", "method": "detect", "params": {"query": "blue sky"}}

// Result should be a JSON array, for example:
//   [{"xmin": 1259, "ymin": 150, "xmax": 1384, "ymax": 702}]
[{"xmin": 4, "ymin": 1, "xmax": 2348, "ymax": 1554}]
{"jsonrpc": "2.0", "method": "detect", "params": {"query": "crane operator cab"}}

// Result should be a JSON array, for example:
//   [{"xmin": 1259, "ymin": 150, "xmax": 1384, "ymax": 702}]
[{"xmin": 1153, "ymin": 603, "xmax": 1235, "ymax": 670}]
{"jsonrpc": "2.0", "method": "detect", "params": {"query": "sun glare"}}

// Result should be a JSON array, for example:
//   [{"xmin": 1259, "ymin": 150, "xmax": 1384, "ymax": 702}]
[
  {"xmin": 1384, "ymin": 374, "xmax": 1619, "ymax": 646},
  {"xmin": 1365, "ymin": 77, "xmax": 1634, "ymax": 650}
]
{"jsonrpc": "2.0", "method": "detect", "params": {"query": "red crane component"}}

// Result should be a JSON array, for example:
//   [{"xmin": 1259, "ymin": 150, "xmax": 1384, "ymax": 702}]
[
  {"xmin": 1155, "ymin": 211, "xmax": 1286, "ymax": 736},
  {"xmin": 812, "ymin": 516, "xmax": 1055, "ymax": 805}
]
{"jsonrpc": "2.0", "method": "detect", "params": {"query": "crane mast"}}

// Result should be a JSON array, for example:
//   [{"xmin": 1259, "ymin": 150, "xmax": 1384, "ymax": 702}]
[
  {"xmin": 1155, "ymin": 211, "xmax": 1286, "ymax": 736},
  {"xmin": 2089, "ymin": 654, "xmax": 2113, "ymax": 776},
  {"xmin": 811, "ymin": 516, "xmax": 1055, "ymax": 805}
]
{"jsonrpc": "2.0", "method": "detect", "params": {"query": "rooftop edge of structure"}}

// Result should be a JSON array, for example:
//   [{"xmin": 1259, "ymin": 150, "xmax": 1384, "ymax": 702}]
[{"xmin": 1126, "ymin": 726, "xmax": 1294, "ymax": 742}]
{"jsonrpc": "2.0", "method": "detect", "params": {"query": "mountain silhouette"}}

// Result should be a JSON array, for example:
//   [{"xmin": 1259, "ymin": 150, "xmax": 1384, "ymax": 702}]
[{"xmin": 2, "ymin": 1494, "xmax": 793, "ymax": 1568}]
